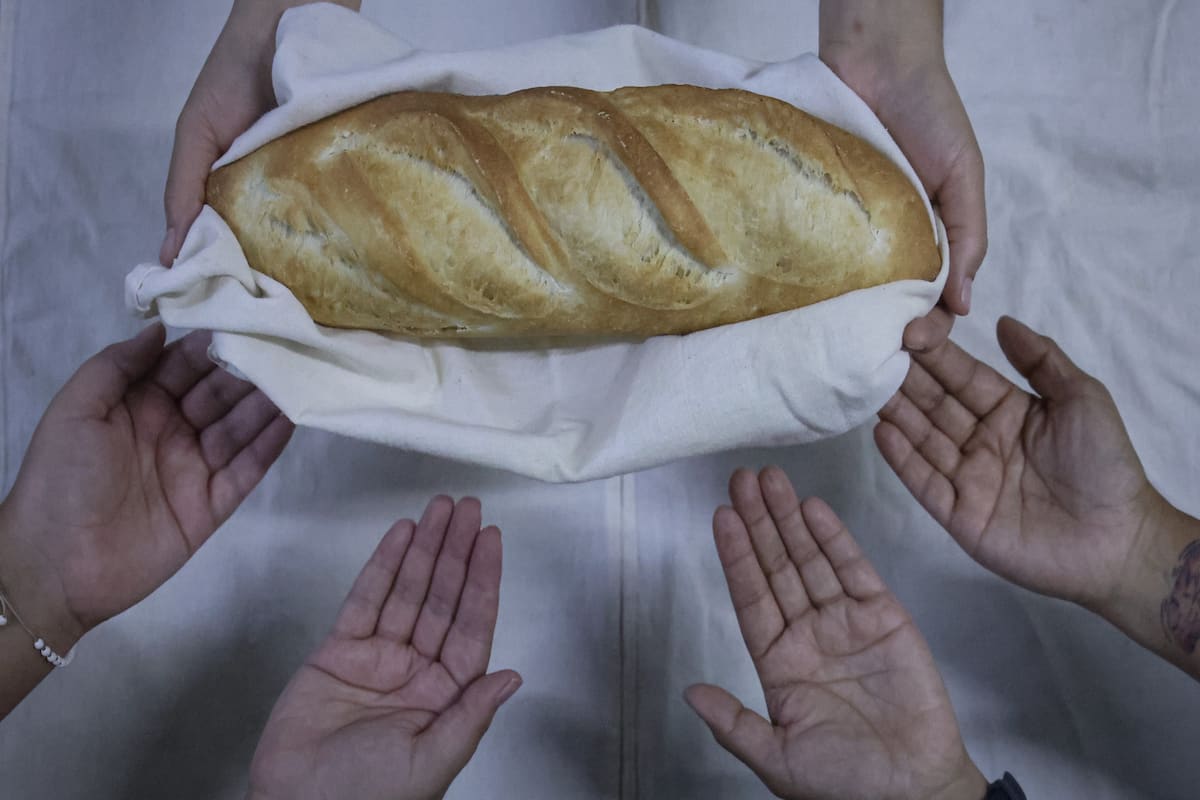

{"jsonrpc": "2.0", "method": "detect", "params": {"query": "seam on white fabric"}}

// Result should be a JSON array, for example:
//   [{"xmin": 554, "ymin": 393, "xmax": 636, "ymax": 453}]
[
  {"xmin": 621, "ymin": 471, "xmax": 639, "ymax": 799},
  {"xmin": 608, "ymin": 472, "xmax": 639, "ymax": 798},
  {"xmin": 0, "ymin": 0, "xmax": 20, "ymax": 491},
  {"xmin": 1148, "ymin": 0, "xmax": 1177, "ymax": 182},
  {"xmin": 636, "ymin": 0, "xmax": 653, "ymax": 29}
]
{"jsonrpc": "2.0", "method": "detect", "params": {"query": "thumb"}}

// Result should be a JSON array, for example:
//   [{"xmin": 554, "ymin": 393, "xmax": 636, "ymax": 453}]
[
  {"xmin": 996, "ymin": 315, "xmax": 1091, "ymax": 400},
  {"xmin": 60, "ymin": 323, "xmax": 167, "ymax": 415},
  {"xmin": 938, "ymin": 147, "xmax": 988, "ymax": 317},
  {"xmin": 683, "ymin": 684, "xmax": 787, "ymax": 790},
  {"xmin": 422, "ymin": 670, "xmax": 522, "ymax": 769},
  {"xmin": 162, "ymin": 109, "xmax": 222, "ymax": 266}
]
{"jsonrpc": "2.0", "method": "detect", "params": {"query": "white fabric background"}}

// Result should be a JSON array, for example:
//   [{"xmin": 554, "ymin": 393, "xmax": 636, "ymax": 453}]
[{"xmin": 1, "ymin": 1, "xmax": 1198, "ymax": 799}]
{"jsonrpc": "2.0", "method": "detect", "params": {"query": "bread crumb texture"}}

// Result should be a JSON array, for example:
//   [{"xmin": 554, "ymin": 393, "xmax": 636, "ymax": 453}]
[{"xmin": 206, "ymin": 85, "xmax": 939, "ymax": 337}]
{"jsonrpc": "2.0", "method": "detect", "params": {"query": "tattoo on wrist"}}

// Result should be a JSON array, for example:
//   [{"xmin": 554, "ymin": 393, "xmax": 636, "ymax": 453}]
[{"xmin": 1161, "ymin": 539, "xmax": 1200, "ymax": 653}]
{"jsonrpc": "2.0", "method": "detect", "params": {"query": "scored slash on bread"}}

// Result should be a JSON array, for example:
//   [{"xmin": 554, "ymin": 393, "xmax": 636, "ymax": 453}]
[{"xmin": 206, "ymin": 84, "xmax": 939, "ymax": 338}]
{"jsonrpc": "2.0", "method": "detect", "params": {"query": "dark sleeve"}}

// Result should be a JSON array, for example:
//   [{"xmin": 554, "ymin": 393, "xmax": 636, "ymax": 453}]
[{"xmin": 986, "ymin": 773, "xmax": 1027, "ymax": 800}]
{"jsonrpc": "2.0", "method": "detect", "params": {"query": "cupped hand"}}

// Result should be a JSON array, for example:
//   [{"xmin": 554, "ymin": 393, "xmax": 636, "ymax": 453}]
[
  {"xmin": 0, "ymin": 325, "xmax": 293, "ymax": 640},
  {"xmin": 247, "ymin": 496, "xmax": 521, "ymax": 800},
  {"xmin": 822, "ymin": 43, "xmax": 986, "ymax": 351},
  {"xmin": 875, "ymin": 316, "xmax": 1156, "ymax": 609},
  {"xmin": 686, "ymin": 467, "xmax": 984, "ymax": 800}
]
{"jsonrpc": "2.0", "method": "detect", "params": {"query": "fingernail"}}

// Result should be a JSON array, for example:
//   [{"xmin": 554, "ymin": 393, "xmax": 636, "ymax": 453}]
[
  {"xmin": 959, "ymin": 278, "xmax": 973, "ymax": 312},
  {"xmin": 496, "ymin": 675, "xmax": 522, "ymax": 705}
]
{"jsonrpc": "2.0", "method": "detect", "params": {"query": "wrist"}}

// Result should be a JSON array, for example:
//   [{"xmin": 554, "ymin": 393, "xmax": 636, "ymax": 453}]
[
  {"xmin": 1100, "ymin": 492, "xmax": 1200, "ymax": 651},
  {"xmin": 231, "ymin": 0, "xmax": 362, "ymax": 31},
  {"xmin": 224, "ymin": 1, "xmax": 290, "ymax": 66},
  {"xmin": 927, "ymin": 759, "xmax": 988, "ymax": 800},
  {"xmin": 819, "ymin": 0, "xmax": 946, "ymax": 100},
  {"xmin": 224, "ymin": 0, "xmax": 362, "ymax": 70},
  {"xmin": 0, "ymin": 499, "xmax": 85, "ymax": 651}
]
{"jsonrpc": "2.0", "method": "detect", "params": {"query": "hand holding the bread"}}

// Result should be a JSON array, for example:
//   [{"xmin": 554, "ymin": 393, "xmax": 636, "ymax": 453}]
[
  {"xmin": 247, "ymin": 497, "xmax": 521, "ymax": 800},
  {"xmin": 820, "ymin": 0, "xmax": 986, "ymax": 350},
  {"xmin": 162, "ymin": 0, "xmax": 361, "ymax": 265},
  {"xmin": 686, "ymin": 468, "xmax": 986, "ymax": 800}
]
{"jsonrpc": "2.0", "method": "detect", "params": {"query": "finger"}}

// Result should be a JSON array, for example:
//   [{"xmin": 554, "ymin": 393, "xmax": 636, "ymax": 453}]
[
  {"xmin": 200, "ymin": 390, "xmax": 285, "ymax": 471},
  {"xmin": 412, "ymin": 498, "xmax": 484, "ymax": 660},
  {"xmin": 149, "ymin": 330, "xmax": 217, "ymax": 399},
  {"xmin": 162, "ymin": 107, "xmax": 222, "ymax": 265},
  {"xmin": 728, "ymin": 468, "xmax": 810, "ymax": 621},
  {"xmin": 937, "ymin": 146, "xmax": 987, "ymax": 315},
  {"xmin": 911, "ymin": 336, "xmax": 1016, "ymax": 419},
  {"xmin": 179, "ymin": 367, "xmax": 256, "ymax": 430},
  {"xmin": 757, "ymin": 467, "xmax": 842, "ymax": 607},
  {"xmin": 895, "ymin": 359, "xmax": 981, "ymax": 447},
  {"xmin": 683, "ymin": 684, "xmax": 786, "ymax": 790},
  {"xmin": 799, "ymin": 498, "xmax": 887, "ymax": 601},
  {"xmin": 713, "ymin": 506, "xmax": 785, "ymax": 660},
  {"xmin": 207, "ymin": 413, "xmax": 294, "ymax": 526},
  {"xmin": 873, "ymin": 421, "xmax": 956, "ymax": 532},
  {"xmin": 902, "ymin": 305, "xmax": 955, "ymax": 353},
  {"xmin": 332, "ymin": 519, "xmax": 416, "ymax": 639},
  {"xmin": 877, "ymin": 391, "xmax": 964, "ymax": 478},
  {"xmin": 377, "ymin": 496, "xmax": 455, "ymax": 643},
  {"xmin": 996, "ymin": 316, "xmax": 1091, "ymax": 401},
  {"xmin": 61, "ymin": 323, "xmax": 166, "ymax": 415},
  {"xmin": 441, "ymin": 526, "xmax": 503, "ymax": 685},
  {"xmin": 420, "ymin": 670, "xmax": 522, "ymax": 776}
]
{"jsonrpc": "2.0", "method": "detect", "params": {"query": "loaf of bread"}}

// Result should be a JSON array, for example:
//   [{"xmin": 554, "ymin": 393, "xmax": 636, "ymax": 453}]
[{"xmin": 206, "ymin": 85, "xmax": 939, "ymax": 338}]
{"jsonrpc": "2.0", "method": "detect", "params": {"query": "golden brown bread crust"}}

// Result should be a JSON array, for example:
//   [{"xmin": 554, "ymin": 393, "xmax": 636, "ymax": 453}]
[{"xmin": 206, "ymin": 84, "xmax": 939, "ymax": 337}]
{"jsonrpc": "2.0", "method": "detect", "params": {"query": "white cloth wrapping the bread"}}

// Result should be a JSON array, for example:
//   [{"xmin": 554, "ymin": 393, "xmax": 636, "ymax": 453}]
[{"xmin": 124, "ymin": 2, "xmax": 948, "ymax": 483}]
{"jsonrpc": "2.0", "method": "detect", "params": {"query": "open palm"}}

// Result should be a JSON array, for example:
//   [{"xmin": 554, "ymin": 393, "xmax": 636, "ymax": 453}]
[
  {"xmin": 686, "ymin": 468, "xmax": 983, "ymax": 800},
  {"xmin": 248, "ymin": 497, "xmax": 521, "ymax": 800},
  {"xmin": 1, "ymin": 325, "xmax": 292, "ymax": 634},
  {"xmin": 875, "ymin": 315, "xmax": 1154, "ymax": 608}
]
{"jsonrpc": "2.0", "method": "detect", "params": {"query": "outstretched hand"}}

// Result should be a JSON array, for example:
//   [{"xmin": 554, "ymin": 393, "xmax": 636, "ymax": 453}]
[
  {"xmin": 0, "ymin": 325, "xmax": 292, "ymax": 644},
  {"xmin": 248, "ymin": 497, "xmax": 521, "ymax": 800},
  {"xmin": 686, "ymin": 467, "xmax": 985, "ymax": 800},
  {"xmin": 875, "ymin": 316, "xmax": 1157, "ymax": 610}
]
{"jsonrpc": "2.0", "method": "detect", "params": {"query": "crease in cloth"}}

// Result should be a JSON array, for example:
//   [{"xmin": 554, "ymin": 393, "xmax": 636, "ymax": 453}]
[
  {"xmin": 1013, "ymin": 594, "xmax": 1090, "ymax": 760},
  {"xmin": 0, "ymin": 0, "xmax": 21, "ymax": 492}
]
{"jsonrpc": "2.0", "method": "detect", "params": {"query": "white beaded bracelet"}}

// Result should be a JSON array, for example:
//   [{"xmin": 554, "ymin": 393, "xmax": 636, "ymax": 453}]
[{"xmin": 0, "ymin": 590, "xmax": 76, "ymax": 668}]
